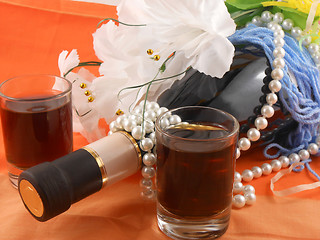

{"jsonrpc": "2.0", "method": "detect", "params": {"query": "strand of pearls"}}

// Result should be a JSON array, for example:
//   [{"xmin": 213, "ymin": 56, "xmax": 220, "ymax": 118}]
[
  {"xmin": 232, "ymin": 11, "xmax": 320, "ymax": 208},
  {"xmin": 108, "ymin": 101, "xmax": 172, "ymax": 199}
]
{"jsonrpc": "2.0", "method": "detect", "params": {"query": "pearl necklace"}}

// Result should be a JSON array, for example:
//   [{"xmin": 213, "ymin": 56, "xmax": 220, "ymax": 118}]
[
  {"xmin": 232, "ymin": 10, "xmax": 320, "ymax": 208},
  {"xmin": 108, "ymin": 10, "xmax": 320, "ymax": 208}
]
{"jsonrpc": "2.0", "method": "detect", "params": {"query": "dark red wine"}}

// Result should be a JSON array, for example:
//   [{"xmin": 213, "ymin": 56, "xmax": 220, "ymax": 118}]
[
  {"xmin": 1, "ymin": 95, "xmax": 73, "ymax": 169},
  {"xmin": 156, "ymin": 123, "xmax": 236, "ymax": 217}
]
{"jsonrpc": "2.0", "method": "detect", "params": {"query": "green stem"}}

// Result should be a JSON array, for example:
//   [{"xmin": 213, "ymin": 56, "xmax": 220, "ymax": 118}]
[
  {"xmin": 64, "ymin": 61, "xmax": 102, "ymax": 77},
  {"xmin": 97, "ymin": 18, "xmax": 146, "ymax": 28},
  {"xmin": 117, "ymin": 67, "xmax": 189, "ymax": 100}
]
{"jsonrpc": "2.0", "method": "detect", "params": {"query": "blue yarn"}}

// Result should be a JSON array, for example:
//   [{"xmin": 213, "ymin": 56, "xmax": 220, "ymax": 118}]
[
  {"xmin": 305, "ymin": 162, "xmax": 320, "ymax": 181},
  {"xmin": 228, "ymin": 24, "xmax": 320, "ymax": 181},
  {"xmin": 228, "ymin": 25, "xmax": 320, "ymax": 154}
]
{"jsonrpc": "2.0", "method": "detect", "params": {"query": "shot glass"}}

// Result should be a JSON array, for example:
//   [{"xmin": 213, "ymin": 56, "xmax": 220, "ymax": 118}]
[
  {"xmin": 0, "ymin": 75, "xmax": 73, "ymax": 187},
  {"xmin": 155, "ymin": 106, "xmax": 239, "ymax": 239}
]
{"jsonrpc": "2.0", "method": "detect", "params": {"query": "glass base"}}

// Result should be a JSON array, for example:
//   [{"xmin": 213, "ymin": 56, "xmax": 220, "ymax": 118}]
[
  {"xmin": 7, "ymin": 162, "xmax": 23, "ymax": 188},
  {"xmin": 8, "ymin": 172, "xmax": 19, "ymax": 188},
  {"xmin": 157, "ymin": 204, "xmax": 230, "ymax": 240}
]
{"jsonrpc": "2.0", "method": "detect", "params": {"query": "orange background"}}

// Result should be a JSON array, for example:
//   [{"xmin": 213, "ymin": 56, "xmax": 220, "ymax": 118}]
[{"xmin": 0, "ymin": 1, "xmax": 320, "ymax": 239}]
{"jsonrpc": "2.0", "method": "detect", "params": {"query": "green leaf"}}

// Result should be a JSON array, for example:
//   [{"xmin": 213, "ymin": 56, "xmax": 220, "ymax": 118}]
[
  {"xmin": 160, "ymin": 63, "xmax": 166, "ymax": 73},
  {"xmin": 225, "ymin": 0, "xmax": 263, "ymax": 10}
]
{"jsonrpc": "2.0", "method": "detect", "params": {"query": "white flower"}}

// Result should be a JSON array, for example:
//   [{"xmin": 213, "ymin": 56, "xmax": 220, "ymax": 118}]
[
  {"xmin": 58, "ymin": 49, "xmax": 80, "ymax": 77},
  {"xmin": 89, "ymin": 0, "xmax": 236, "ymax": 123},
  {"xmin": 64, "ymin": 0, "xmax": 237, "ymax": 138},
  {"xmin": 137, "ymin": 0, "xmax": 236, "ymax": 78},
  {"xmin": 91, "ymin": 17, "xmax": 189, "ymax": 122}
]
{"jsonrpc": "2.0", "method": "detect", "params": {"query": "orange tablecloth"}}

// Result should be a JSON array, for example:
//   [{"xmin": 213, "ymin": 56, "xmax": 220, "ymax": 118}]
[{"xmin": 1, "ymin": 1, "xmax": 320, "ymax": 239}]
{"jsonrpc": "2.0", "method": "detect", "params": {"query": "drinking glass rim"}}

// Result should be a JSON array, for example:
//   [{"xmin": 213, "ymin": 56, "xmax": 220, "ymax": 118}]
[
  {"xmin": 155, "ymin": 105, "xmax": 239, "ymax": 142},
  {"xmin": 0, "ymin": 74, "xmax": 72, "ymax": 102}
]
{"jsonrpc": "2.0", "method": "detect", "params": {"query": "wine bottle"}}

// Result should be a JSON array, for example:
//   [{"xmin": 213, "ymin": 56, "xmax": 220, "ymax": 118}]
[{"xmin": 18, "ymin": 131, "xmax": 141, "ymax": 222}]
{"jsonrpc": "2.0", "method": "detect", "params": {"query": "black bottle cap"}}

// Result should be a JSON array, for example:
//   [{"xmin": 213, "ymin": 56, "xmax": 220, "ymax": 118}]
[{"xmin": 18, "ymin": 149, "xmax": 103, "ymax": 222}]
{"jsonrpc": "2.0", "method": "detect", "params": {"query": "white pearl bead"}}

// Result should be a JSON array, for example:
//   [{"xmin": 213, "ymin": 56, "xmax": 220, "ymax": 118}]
[
  {"xmin": 140, "ymin": 138, "xmax": 154, "ymax": 151},
  {"xmin": 267, "ymin": 21, "xmax": 276, "ymax": 29},
  {"xmin": 143, "ymin": 120, "xmax": 155, "ymax": 133},
  {"xmin": 109, "ymin": 121, "xmax": 118, "ymax": 132},
  {"xmin": 261, "ymin": 163, "xmax": 272, "ymax": 175},
  {"xmin": 271, "ymin": 23, "xmax": 282, "ymax": 32},
  {"xmin": 247, "ymin": 128, "xmax": 260, "ymax": 142},
  {"xmin": 123, "ymin": 118, "xmax": 137, "ymax": 132},
  {"xmin": 157, "ymin": 107, "xmax": 169, "ymax": 117},
  {"xmin": 143, "ymin": 153, "xmax": 157, "ymax": 166},
  {"xmin": 266, "ymin": 93, "xmax": 278, "ymax": 105},
  {"xmin": 243, "ymin": 185, "xmax": 255, "ymax": 194},
  {"xmin": 160, "ymin": 118, "xmax": 170, "ymax": 129},
  {"xmin": 238, "ymin": 137, "xmax": 251, "ymax": 151},
  {"xmin": 298, "ymin": 149, "xmax": 310, "ymax": 161},
  {"xmin": 128, "ymin": 115, "xmax": 137, "ymax": 124},
  {"xmin": 261, "ymin": 11, "xmax": 273, "ymax": 23},
  {"xmin": 132, "ymin": 126, "xmax": 144, "ymax": 140},
  {"xmin": 149, "ymin": 131, "xmax": 156, "ymax": 143},
  {"xmin": 270, "ymin": 160, "xmax": 282, "ymax": 171},
  {"xmin": 308, "ymin": 143, "xmax": 319, "ymax": 155},
  {"xmin": 273, "ymin": 47, "xmax": 285, "ymax": 58},
  {"xmin": 233, "ymin": 181, "xmax": 243, "ymax": 194},
  {"xmin": 288, "ymin": 153, "xmax": 300, "ymax": 163},
  {"xmin": 255, "ymin": 117, "xmax": 268, "ymax": 130},
  {"xmin": 236, "ymin": 147, "xmax": 241, "ymax": 159},
  {"xmin": 141, "ymin": 188, "xmax": 155, "ymax": 199},
  {"xmin": 273, "ymin": 12, "xmax": 284, "ymax": 23},
  {"xmin": 251, "ymin": 16, "xmax": 262, "ymax": 26},
  {"xmin": 139, "ymin": 100, "xmax": 150, "ymax": 107},
  {"xmin": 244, "ymin": 193, "xmax": 256, "ymax": 205},
  {"xmin": 279, "ymin": 156, "xmax": 290, "ymax": 168},
  {"xmin": 269, "ymin": 80, "xmax": 282, "ymax": 92},
  {"xmin": 133, "ymin": 106, "xmax": 143, "ymax": 115},
  {"xmin": 140, "ymin": 178, "xmax": 153, "ymax": 188},
  {"xmin": 302, "ymin": 36, "xmax": 312, "ymax": 46},
  {"xmin": 144, "ymin": 110, "xmax": 157, "ymax": 122},
  {"xmin": 261, "ymin": 105, "xmax": 275, "ymax": 118},
  {"xmin": 282, "ymin": 18, "xmax": 294, "ymax": 31},
  {"xmin": 308, "ymin": 43, "xmax": 320, "ymax": 54},
  {"xmin": 137, "ymin": 115, "xmax": 144, "ymax": 125},
  {"xmin": 234, "ymin": 172, "xmax": 242, "ymax": 182},
  {"xmin": 141, "ymin": 166, "xmax": 155, "ymax": 178},
  {"xmin": 312, "ymin": 52, "xmax": 320, "ymax": 64},
  {"xmin": 273, "ymin": 36, "xmax": 285, "ymax": 47},
  {"xmin": 115, "ymin": 115, "xmax": 126, "ymax": 129},
  {"xmin": 274, "ymin": 29, "xmax": 285, "ymax": 38},
  {"xmin": 273, "ymin": 57, "xmax": 285, "ymax": 68},
  {"xmin": 233, "ymin": 194, "xmax": 246, "ymax": 208},
  {"xmin": 107, "ymin": 131, "xmax": 113, "ymax": 136},
  {"xmin": 271, "ymin": 67, "xmax": 284, "ymax": 80},
  {"xmin": 146, "ymin": 102, "xmax": 160, "ymax": 112},
  {"xmin": 291, "ymin": 26, "xmax": 302, "ymax": 39},
  {"xmin": 169, "ymin": 115, "xmax": 182, "ymax": 125},
  {"xmin": 242, "ymin": 169, "xmax": 254, "ymax": 182},
  {"xmin": 251, "ymin": 166, "xmax": 263, "ymax": 178}
]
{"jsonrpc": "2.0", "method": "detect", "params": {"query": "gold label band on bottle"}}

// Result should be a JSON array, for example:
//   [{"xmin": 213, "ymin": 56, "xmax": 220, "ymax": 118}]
[
  {"xmin": 119, "ymin": 131, "xmax": 142, "ymax": 169},
  {"xmin": 82, "ymin": 146, "xmax": 108, "ymax": 187}
]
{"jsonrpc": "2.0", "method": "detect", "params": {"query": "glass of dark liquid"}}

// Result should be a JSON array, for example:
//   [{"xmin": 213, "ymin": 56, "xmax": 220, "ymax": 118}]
[
  {"xmin": 0, "ymin": 75, "xmax": 73, "ymax": 187},
  {"xmin": 155, "ymin": 106, "xmax": 239, "ymax": 239}
]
